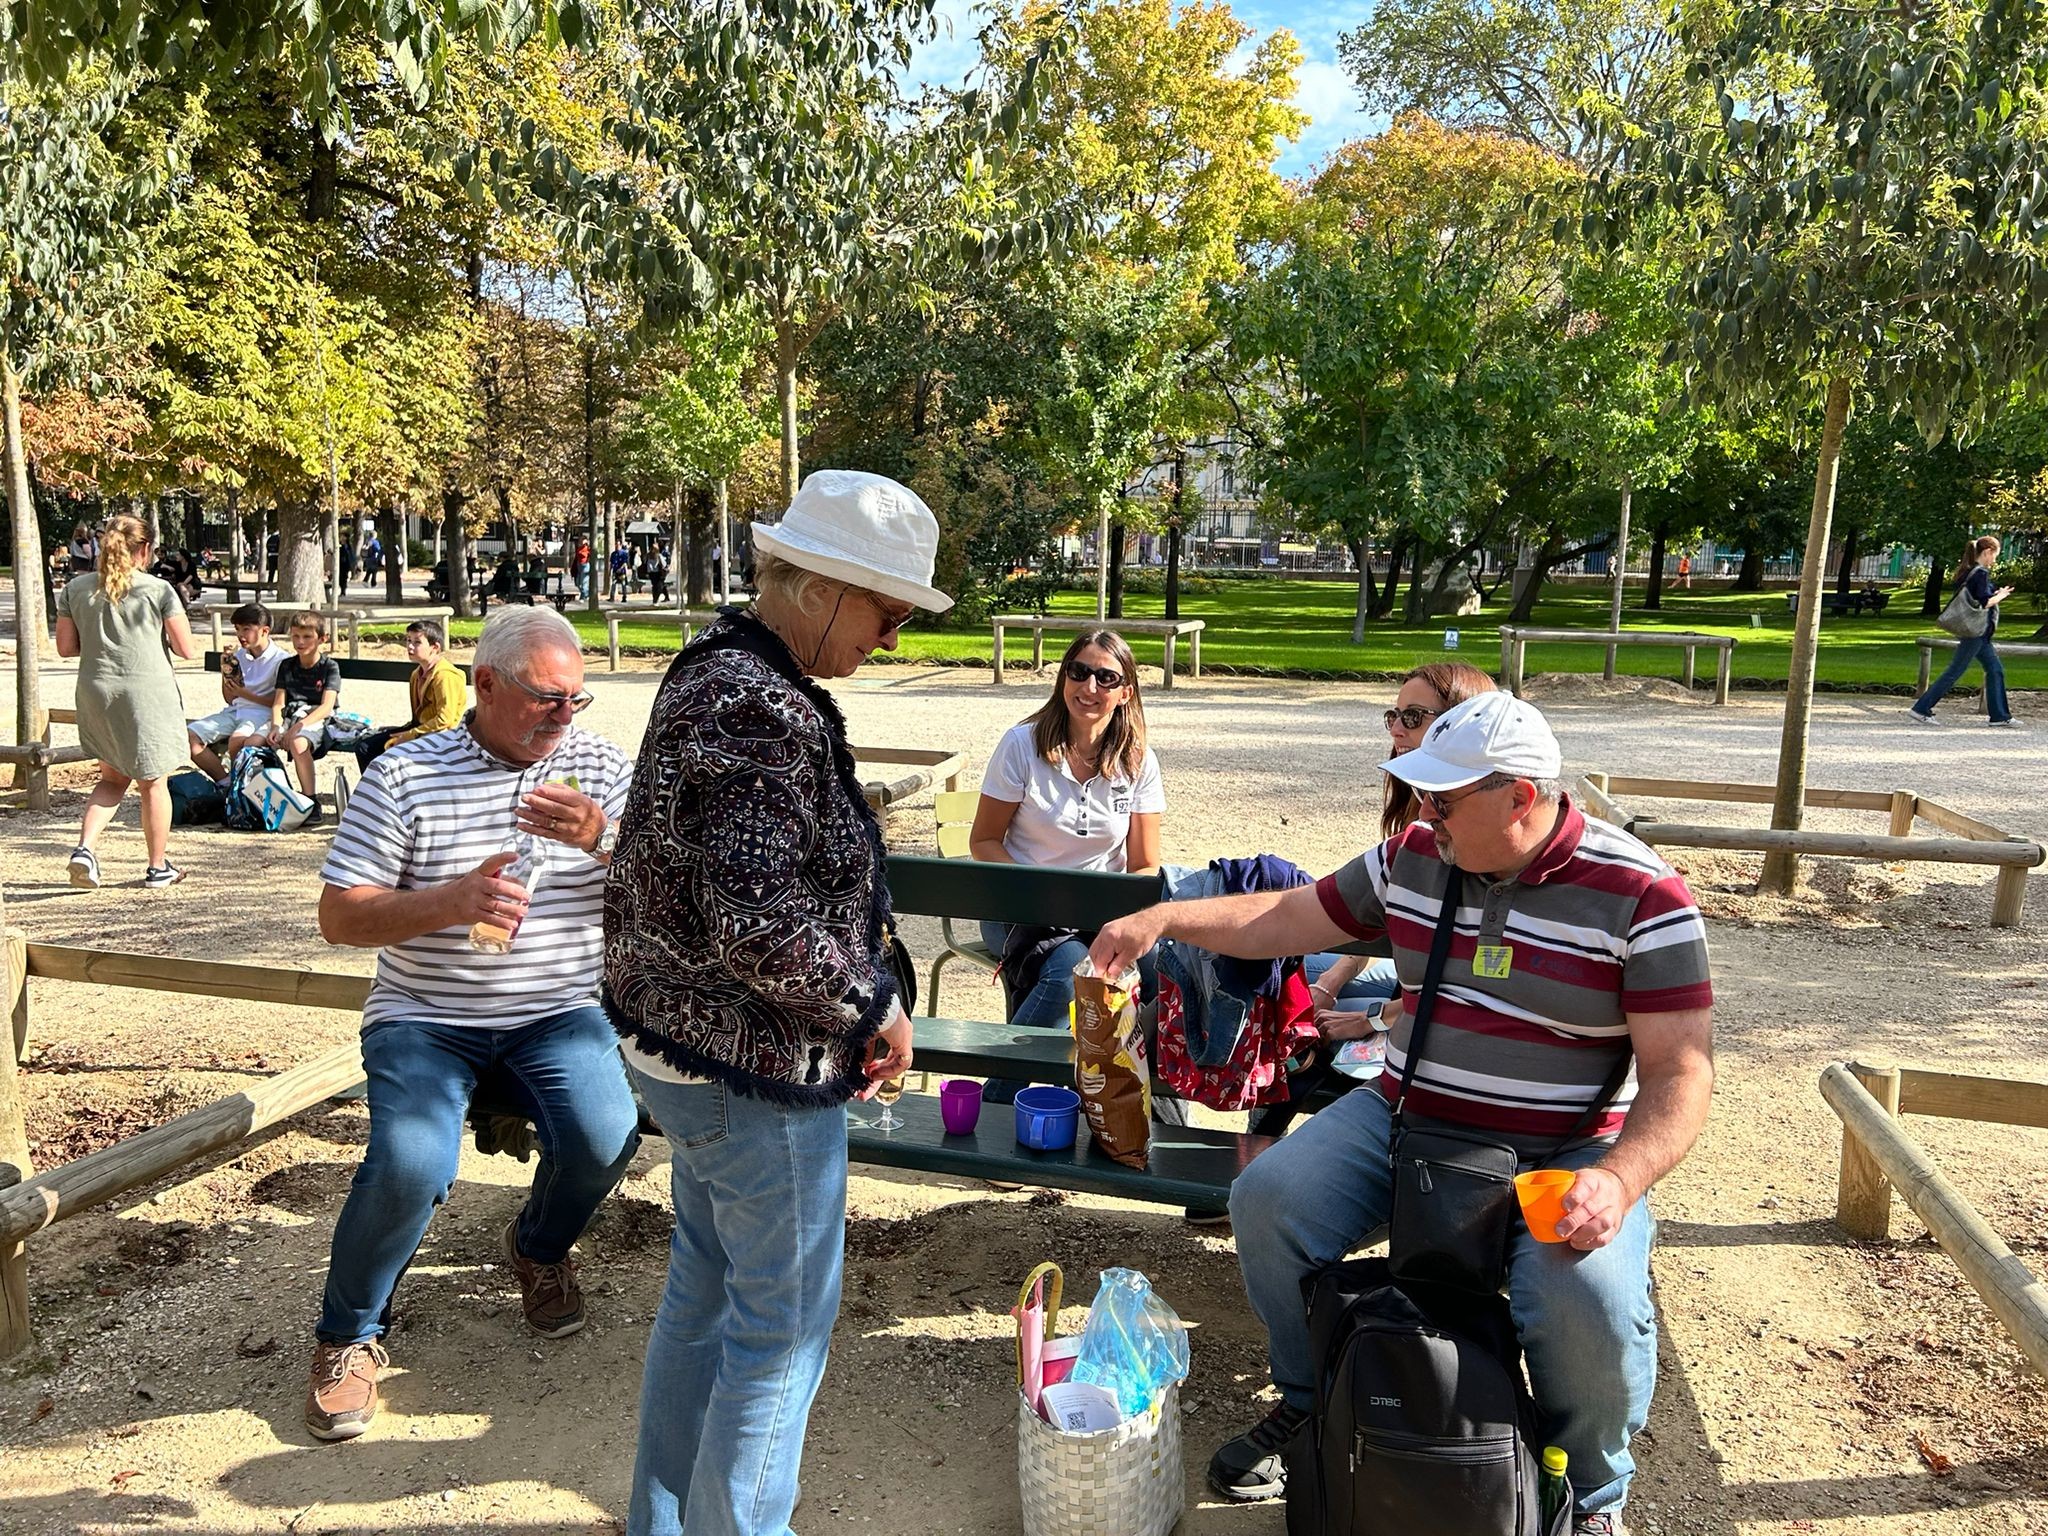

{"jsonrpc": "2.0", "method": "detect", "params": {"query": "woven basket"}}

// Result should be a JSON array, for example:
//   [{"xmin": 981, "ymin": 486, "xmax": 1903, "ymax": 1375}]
[{"xmin": 1017, "ymin": 1381, "xmax": 1184, "ymax": 1536}]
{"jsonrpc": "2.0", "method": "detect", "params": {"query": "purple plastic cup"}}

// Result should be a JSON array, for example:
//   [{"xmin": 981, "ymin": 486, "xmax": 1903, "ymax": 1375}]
[{"xmin": 939, "ymin": 1078, "xmax": 983, "ymax": 1136}]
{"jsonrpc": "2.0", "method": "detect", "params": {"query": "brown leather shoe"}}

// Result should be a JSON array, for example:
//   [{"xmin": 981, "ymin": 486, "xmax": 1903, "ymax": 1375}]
[
  {"xmin": 502, "ymin": 1219, "xmax": 585, "ymax": 1337},
  {"xmin": 305, "ymin": 1339, "xmax": 389, "ymax": 1441}
]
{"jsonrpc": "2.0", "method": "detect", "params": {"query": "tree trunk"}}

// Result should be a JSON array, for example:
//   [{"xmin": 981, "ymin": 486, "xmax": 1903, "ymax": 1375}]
[
  {"xmin": 380, "ymin": 507, "xmax": 403, "ymax": 604},
  {"xmin": 1736, "ymin": 545, "xmax": 1764, "ymax": 591},
  {"xmin": 1374, "ymin": 537, "xmax": 1406, "ymax": 619},
  {"xmin": 1645, "ymin": 523, "xmax": 1667, "ymax": 612},
  {"xmin": 1834, "ymin": 523, "xmax": 1859, "ymax": 595},
  {"xmin": 776, "ymin": 315, "xmax": 800, "ymax": 506},
  {"xmin": 581, "ymin": 327, "xmax": 600, "ymax": 612},
  {"xmin": 445, "ymin": 485, "xmax": 474, "ymax": 619},
  {"xmin": 1604, "ymin": 476, "xmax": 1632, "ymax": 678},
  {"xmin": 684, "ymin": 486, "xmax": 715, "ymax": 606},
  {"xmin": 716, "ymin": 479, "xmax": 731, "ymax": 605},
  {"xmin": 275, "ymin": 497, "xmax": 326, "ymax": 605},
  {"xmin": 1760, "ymin": 373, "xmax": 1853, "ymax": 896},
  {"xmin": 227, "ymin": 485, "xmax": 244, "ymax": 603},
  {"xmin": 1921, "ymin": 553, "xmax": 1947, "ymax": 617},
  {"xmin": 1107, "ymin": 507, "xmax": 1126, "ymax": 621},
  {"xmin": 1164, "ymin": 447, "xmax": 1185, "ymax": 621},
  {"xmin": 1093, "ymin": 494, "xmax": 1109, "ymax": 620},
  {"xmin": 1348, "ymin": 538, "xmax": 1376, "ymax": 644},
  {"xmin": 3, "ymin": 348, "xmax": 46, "ymax": 766},
  {"xmin": 1402, "ymin": 545, "xmax": 1432, "ymax": 625}
]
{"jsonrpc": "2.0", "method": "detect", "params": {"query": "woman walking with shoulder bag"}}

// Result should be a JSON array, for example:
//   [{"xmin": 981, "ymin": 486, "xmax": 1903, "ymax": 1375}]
[{"xmin": 1911, "ymin": 536, "xmax": 2019, "ymax": 727}]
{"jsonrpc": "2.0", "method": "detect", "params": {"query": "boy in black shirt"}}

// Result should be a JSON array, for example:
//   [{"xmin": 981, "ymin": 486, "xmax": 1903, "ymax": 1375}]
[{"xmin": 268, "ymin": 611, "xmax": 343, "ymax": 821}]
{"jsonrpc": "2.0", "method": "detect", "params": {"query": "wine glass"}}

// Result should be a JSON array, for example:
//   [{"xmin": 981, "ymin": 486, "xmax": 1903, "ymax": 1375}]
[{"xmin": 870, "ymin": 1074, "xmax": 907, "ymax": 1133}]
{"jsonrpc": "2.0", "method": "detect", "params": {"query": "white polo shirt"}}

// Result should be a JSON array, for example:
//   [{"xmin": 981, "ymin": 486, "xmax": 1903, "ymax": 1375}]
[{"xmin": 983, "ymin": 722, "xmax": 1165, "ymax": 872}]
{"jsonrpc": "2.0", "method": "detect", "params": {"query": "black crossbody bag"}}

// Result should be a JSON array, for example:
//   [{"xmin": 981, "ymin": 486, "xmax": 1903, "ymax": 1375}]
[{"xmin": 1386, "ymin": 867, "xmax": 1632, "ymax": 1296}]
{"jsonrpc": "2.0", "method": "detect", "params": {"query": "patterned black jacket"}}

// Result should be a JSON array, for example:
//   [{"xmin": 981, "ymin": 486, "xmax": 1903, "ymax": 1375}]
[{"xmin": 602, "ymin": 609, "xmax": 898, "ymax": 1104}]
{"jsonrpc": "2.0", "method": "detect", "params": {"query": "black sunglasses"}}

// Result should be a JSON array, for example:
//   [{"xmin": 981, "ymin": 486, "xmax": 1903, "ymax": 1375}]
[
  {"xmin": 1063, "ymin": 660, "xmax": 1127, "ymax": 690},
  {"xmin": 1383, "ymin": 705, "xmax": 1442, "ymax": 731}
]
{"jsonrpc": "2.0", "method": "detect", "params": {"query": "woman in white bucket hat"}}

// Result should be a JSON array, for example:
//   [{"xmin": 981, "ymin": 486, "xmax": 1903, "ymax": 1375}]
[{"xmin": 604, "ymin": 470, "xmax": 949, "ymax": 1536}]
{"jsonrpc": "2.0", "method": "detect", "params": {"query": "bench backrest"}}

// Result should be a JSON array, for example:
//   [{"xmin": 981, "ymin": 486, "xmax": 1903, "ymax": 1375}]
[
  {"xmin": 885, "ymin": 853, "xmax": 1159, "ymax": 930},
  {"xmin": 204, "ymin": 651, "xmax": 471, "ymax": 685},
  {"xmin": 933, "ymin": 789, "xmax": 978, "ymax": 859}
]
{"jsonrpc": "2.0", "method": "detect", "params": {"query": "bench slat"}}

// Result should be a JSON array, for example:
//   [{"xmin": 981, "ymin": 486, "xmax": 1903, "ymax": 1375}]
[
  {"xmin": 846, "ymin": 1093, "xmax": 1268, "ymax": 1205},
  {"xmin": 887, "ymin": 854, "xmax": 1158, "ymax": 927}
]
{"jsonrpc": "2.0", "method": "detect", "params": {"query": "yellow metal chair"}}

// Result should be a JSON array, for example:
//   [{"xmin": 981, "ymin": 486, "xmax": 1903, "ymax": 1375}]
[{"xmin": 927, "ymin": 789, "xmax": 1000, "ymax": 1014}]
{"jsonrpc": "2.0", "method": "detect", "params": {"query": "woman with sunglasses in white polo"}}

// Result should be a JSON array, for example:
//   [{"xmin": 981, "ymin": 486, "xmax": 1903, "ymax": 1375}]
[{"xmin": 969, "ymin": 630, "xmax": 1164, "ymax": 1067}]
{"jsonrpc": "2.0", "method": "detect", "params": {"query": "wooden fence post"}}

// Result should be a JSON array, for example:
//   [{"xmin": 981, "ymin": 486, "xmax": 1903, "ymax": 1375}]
[
  {"xmin": 1, "ymin": 930, "xmax": 31, "ymax": 1357},
  {"xmin": 1888, "ymin": 791, "xmax": 1917, "ymax": 839},
  {"xmin": 1836, "ymin": 1061, "xmax": 1901, "ymax": 1239},
  {"xmin": 1992, "ymin": 863, "xmax": 2029, "ymax": 929}
]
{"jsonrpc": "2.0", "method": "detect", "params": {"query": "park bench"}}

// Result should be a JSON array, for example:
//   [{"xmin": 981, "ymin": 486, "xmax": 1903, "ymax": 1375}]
[
  {"xmin": 1786, "ymin": 588, "xmax": 1890, "ymax": 618},
  {"xmin": 195, "ymin": 603, "xmax": 454, "ymax": 660},
  {"xmin": 1914, "ymin": 634, "xmax": 2048, "ymax": 696},
  {"xmin": 990, "ymin": 613, "xmax": 1205, "ymax": 690},
  {"xmin": 1497, "ymin": 625, "xmax": 1736, "ymax": 704}
]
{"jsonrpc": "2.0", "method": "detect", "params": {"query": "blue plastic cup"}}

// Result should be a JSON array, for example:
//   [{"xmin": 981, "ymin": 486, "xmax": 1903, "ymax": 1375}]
[{"xmin": 1014, "ymin": 1085, "xmax": 1081, "ymax": 1152}]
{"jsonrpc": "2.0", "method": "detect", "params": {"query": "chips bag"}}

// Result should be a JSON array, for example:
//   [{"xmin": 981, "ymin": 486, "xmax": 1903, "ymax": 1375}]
[{"xmin": 1072, "ymin": 961, "xmax": 1149, "ymax": 1169}]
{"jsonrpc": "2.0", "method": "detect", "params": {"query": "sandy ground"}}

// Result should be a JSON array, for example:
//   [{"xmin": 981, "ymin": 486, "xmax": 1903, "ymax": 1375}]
[{"xmin": 2, "ymin": 642, "xmax": 2047, "ymax": 1536}]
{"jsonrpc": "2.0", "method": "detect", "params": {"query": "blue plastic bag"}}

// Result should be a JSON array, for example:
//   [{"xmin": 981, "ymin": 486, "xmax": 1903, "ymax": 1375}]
[{"xmin": 1068, "ymin": 1268, "xmax": 1190, "ymax": 1418}]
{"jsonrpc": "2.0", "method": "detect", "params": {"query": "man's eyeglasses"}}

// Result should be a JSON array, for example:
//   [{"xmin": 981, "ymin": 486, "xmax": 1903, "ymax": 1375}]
[
  {"xmin": 1383, "ymin": 705, "xmax": 1442, "ymax": 732},
  {"xmin": 505, "ymin": 671, "xmax": 595, "ymax": 714},
  {"xmin": 1416, "ymin": 774, "xmax": 1514, "ymax": 819},
  {"xmin": 1063, "ymin": 660, "xmax": 1128, "ymax": 690},
  {"xmin": 859, "ymin": 590, "xmax": 915, "ymax": 634}
]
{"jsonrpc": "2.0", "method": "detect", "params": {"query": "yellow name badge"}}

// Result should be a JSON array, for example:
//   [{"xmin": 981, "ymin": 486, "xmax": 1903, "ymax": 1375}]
[{"xmin": 1473, "ymin": 944, "xmax": 1514, "ymax": 979}]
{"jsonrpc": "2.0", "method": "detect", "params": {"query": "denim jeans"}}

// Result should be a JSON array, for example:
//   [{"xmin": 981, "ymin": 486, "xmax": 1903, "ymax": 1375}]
[
  {"xmin": 1303, "ymin": 951, "xmax": 1400, "ymax": 1009},
  {"xmin": 316, "ymin": 1005, "xmax": 641, "ymax": 1344},
  {"xmin": 1228, "ymin": 1085, "xmax": 1658, "ymax": 1516},
  {"xmin": 1914, "ymin": 631, "xmax": 2011, "ymax": 722},
  {"xmin": 627, "ymin": 1072, "xmax": 849, "ymax": 1536}
]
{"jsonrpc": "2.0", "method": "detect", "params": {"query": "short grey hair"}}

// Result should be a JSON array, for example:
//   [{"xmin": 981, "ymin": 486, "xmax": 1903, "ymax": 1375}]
[
  {"xmin": 1469, "ymin": 771, "xmax": 1564, "ymax": 802},
  {"xmin": 752, "ymin": 551, "xmax": 836, "ymax": 615},
  {"xmin": 474, "ymin": 605, "xmax": 582, "ymax": 676}
]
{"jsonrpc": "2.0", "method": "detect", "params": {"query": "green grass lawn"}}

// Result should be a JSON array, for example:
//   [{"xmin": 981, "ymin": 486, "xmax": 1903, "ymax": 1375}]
[{"xmin": 398, "ymin": 583, "xmax": 2048, "ymax": 693}]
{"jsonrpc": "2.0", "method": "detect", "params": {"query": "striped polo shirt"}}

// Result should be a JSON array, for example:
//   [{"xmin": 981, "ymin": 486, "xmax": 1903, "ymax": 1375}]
[
  {"xmin": 321, "ymin": 722, "xmax": 633, "ymax": 1029},
  {"xmin": 1316, "ymin": 798, "xmax": 1713, "ymax": 1154}
]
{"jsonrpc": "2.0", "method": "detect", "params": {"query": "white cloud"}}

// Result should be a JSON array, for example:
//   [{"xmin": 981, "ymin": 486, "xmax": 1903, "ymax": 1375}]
[{"xmin": 1284, "ymin": 57, "xmax": 1383, "ymax": 177}]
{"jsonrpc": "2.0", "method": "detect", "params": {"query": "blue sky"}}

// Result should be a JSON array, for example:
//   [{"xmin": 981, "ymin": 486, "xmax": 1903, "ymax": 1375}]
[{"xmin": 912, "ymin": 0, "xmax": 1388, "ymax": 180}]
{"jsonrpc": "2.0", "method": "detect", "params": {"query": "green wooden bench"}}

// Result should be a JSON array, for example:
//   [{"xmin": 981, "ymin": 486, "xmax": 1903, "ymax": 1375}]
[{"xmin": 203, "ymin": 651, "xmax": 469, "ymax": 687}]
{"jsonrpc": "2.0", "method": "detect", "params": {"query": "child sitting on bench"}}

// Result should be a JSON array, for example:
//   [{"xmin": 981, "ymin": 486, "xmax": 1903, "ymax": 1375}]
[{"xmin": 353, "ymin": 619, "xmax": 467, "ymax": 769}]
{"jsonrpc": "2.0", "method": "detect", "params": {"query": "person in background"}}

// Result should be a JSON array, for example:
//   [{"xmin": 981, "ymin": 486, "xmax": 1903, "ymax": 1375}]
[
  {"xmin": 573, "ymin": 536, "xmax": 592, "ymax": 603},
  {"xmin": 306, "ymin": 605, "xmax": 637, "ymax": 1441},
  {"xmin": 604, "ymin": 469, "xmax": 944, "ymax": 1536},
  {"xmin": 968, "ymin": 629, "xmax": 1164, "ymax": 1056},
  {"xmin": 68, "ymin": 522, "xmax": 99, "ymax": 575},
  {"xmin": 1677, "ymin": 552, "xmax": 1693, "ymax": 589},
  {"xmin": 267, "ymin": 611, "xmax": 343, "ymax": 818},
  {"xmin": 608, "ymin": 539, "xmax": 633, "ymax": 603},
  {"xmin": 354, "ymin": 619, "xmax": 468, "ymax": 769},
  {"xmin": 363, "ymin": 534, "xmax": 384, "ymax": 585},
  {"xmin": 55, "ymin": 514, "xmax": 203, "ymax": 889},
  {"xmin": 1304, "ymin": 662, "xmax": 1499, "ymax": 1040},
  {"xmin": 338, "ymin": 538, "xmax": 357, "ymax": 595},
  {"xmin": 1911, "ymin": 535, "xmax": 2020, "ymax": 728},
  {"xmin": 646, "ymin": 544, "xmax": 670, "ymax": 605},
  {"xmin": 188, "ymin": 601, "xmax": 289, "ymax": 783}
]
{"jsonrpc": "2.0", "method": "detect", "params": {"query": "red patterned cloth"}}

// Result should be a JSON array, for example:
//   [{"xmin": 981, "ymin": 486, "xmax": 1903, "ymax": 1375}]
[{"xmin": 1155, "ymin": 967, "xmax": 1320, "ymax": 1110}]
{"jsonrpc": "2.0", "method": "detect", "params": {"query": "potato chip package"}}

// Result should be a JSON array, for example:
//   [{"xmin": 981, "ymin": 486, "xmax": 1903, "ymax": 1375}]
[{"xmin": 1072, "ymin": 961, "xmax": 1149, "ymax": 1169}]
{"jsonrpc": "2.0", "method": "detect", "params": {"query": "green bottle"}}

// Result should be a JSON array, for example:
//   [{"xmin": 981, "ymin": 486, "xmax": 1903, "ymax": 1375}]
[{"xmin": 1539, "ymin": 1445, "xmax": 1571, "ymax": 1530}]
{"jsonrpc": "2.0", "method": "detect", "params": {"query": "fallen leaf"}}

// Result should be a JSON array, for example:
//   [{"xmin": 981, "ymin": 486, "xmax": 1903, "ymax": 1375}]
[
  {"xmin": 111, "ymin": 1470, "xmax": 141, "ymax": 1487},
  {"xmin": 31, "ymin": 1397, "xmax": 54, "ymax": 1422},
  {"xmin": 1913, "ymin": 1432, "xmax": 1954, "ymax": 1476}
]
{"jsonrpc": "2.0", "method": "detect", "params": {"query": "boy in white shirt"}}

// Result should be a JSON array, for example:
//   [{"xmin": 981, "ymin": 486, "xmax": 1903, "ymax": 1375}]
[{"xmin": 189, "ymin": 602, "xmax": 291, "ymax": 782}]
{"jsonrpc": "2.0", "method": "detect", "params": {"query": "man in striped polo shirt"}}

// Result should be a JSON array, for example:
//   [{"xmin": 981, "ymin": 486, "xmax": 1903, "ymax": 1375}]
[
  {"xmin": 1089, "ymin": 692, "xmax": 1714, "ymax": 1536},
  {"xmin": 303, "ymin": 606, "xmax": 642, "ymax": 1442}
]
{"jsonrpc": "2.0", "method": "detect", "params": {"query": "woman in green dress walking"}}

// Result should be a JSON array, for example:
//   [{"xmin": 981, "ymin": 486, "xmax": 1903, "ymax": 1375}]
[{"xmin": 54, "ymin": 514, "xmax": 203, "ymax": 888}]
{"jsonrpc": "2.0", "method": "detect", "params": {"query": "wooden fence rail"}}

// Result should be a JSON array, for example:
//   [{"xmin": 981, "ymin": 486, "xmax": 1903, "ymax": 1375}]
[
  {"xmin": 1497, "ymin": 626, "xmax": 1737, "ymax": 703},
  {"xmin": 1821, "ymin": 1062, "xmax": 2048, "ymax": 1377}
]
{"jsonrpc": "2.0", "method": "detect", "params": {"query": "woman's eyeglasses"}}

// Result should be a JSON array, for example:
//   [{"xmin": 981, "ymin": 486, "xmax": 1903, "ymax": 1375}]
[
  {"xmin": 1383, "ymin": 705, "xmax": 1442, "ymax": 731},
  {"xmin": 1063, "ymin": 660, "xmax": 1127, "ymax": 690},
  {"xmin": 859, "ymin": 590, "xmax": 915, "ymax": 635}
]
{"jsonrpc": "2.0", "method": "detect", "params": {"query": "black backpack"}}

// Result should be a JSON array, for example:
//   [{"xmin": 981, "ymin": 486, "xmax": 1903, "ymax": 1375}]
[{"xmin": 1285, "ymin": 1256, "xmax": 1569, "ymax": 1536}]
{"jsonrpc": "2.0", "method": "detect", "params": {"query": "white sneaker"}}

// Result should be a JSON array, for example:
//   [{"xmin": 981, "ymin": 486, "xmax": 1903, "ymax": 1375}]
[
  {"xmin": 1989, "ymin": 718, "xmax": 2023, "ymax": 728},
  {"xmin": 67, "ymin": 846, "xmax": 100, "ymax": 888},
  {"xmin": 1907, "ymin": 710, "xmax": 1940, "ymax": 725}
]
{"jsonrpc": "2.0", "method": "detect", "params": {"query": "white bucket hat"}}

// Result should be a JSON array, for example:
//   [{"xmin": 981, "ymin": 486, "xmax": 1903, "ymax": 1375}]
[
  {"xmin": 1380, "ymin": 692, "xmax": 1563, "ymax": 791},
  {"xmin": 750, "ymin": 469, "xmax": 954, "ymax": 613}
]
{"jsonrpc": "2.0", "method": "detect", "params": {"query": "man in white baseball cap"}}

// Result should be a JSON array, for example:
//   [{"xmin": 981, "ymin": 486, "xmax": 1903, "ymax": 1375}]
[{"xmin": 1086, "ymin": 689, "xmax": 1716, "ymax": 1536}]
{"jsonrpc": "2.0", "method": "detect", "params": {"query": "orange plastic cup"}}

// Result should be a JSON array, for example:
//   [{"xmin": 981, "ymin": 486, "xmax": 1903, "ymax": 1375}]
[{"xmin": 1515, "ymin": 1169, "xmax": 1577, "ymax": 1243}]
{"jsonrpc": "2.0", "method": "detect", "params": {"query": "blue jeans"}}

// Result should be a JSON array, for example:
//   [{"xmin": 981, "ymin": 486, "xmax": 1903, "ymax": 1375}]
[
  {"xmin": 1914, "ymin": 631, "xmax": 2010, "ymax": 722},
  {"xmin": 1228, "ymin": 1086, "xmax": 1658, "ymax": 1516},
  {"xmin": 1303, "ymin": 952, "xmax": 1399, "ymax": 1008},
  {"xmin": 317, "ymin": 1005, "xmax": 641, "ymax": 1344},
  {"xmin": 627, "ymin": 1072, "xmax": 849, "ymax": 1536}
]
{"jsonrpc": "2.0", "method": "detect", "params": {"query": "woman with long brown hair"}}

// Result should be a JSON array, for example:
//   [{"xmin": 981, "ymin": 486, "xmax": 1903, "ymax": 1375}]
[
  {"xmin": 1910, "ymin": 535, "xmax": 2019, "ymax": 726},
  {"xmin": 1307, "ymin": 661, "xmax": 1499, "ymax": 1035},
  {"xmin": 53, "ymin": 514, "xmax": 203, "ymax": 888},
  {"xmin": 969, "ymin": 629, "xmax": 1164, "ymax": 1034}
]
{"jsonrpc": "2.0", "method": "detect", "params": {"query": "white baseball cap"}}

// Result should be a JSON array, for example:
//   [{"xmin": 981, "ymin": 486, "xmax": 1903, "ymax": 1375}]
[
  {"xmin": 751, "ymin": 469, "xmax": 955, "ymax": 613},
  {"xmin": 1380, "ymin": 692, "xmax": 1562, "ymax": 791}
]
